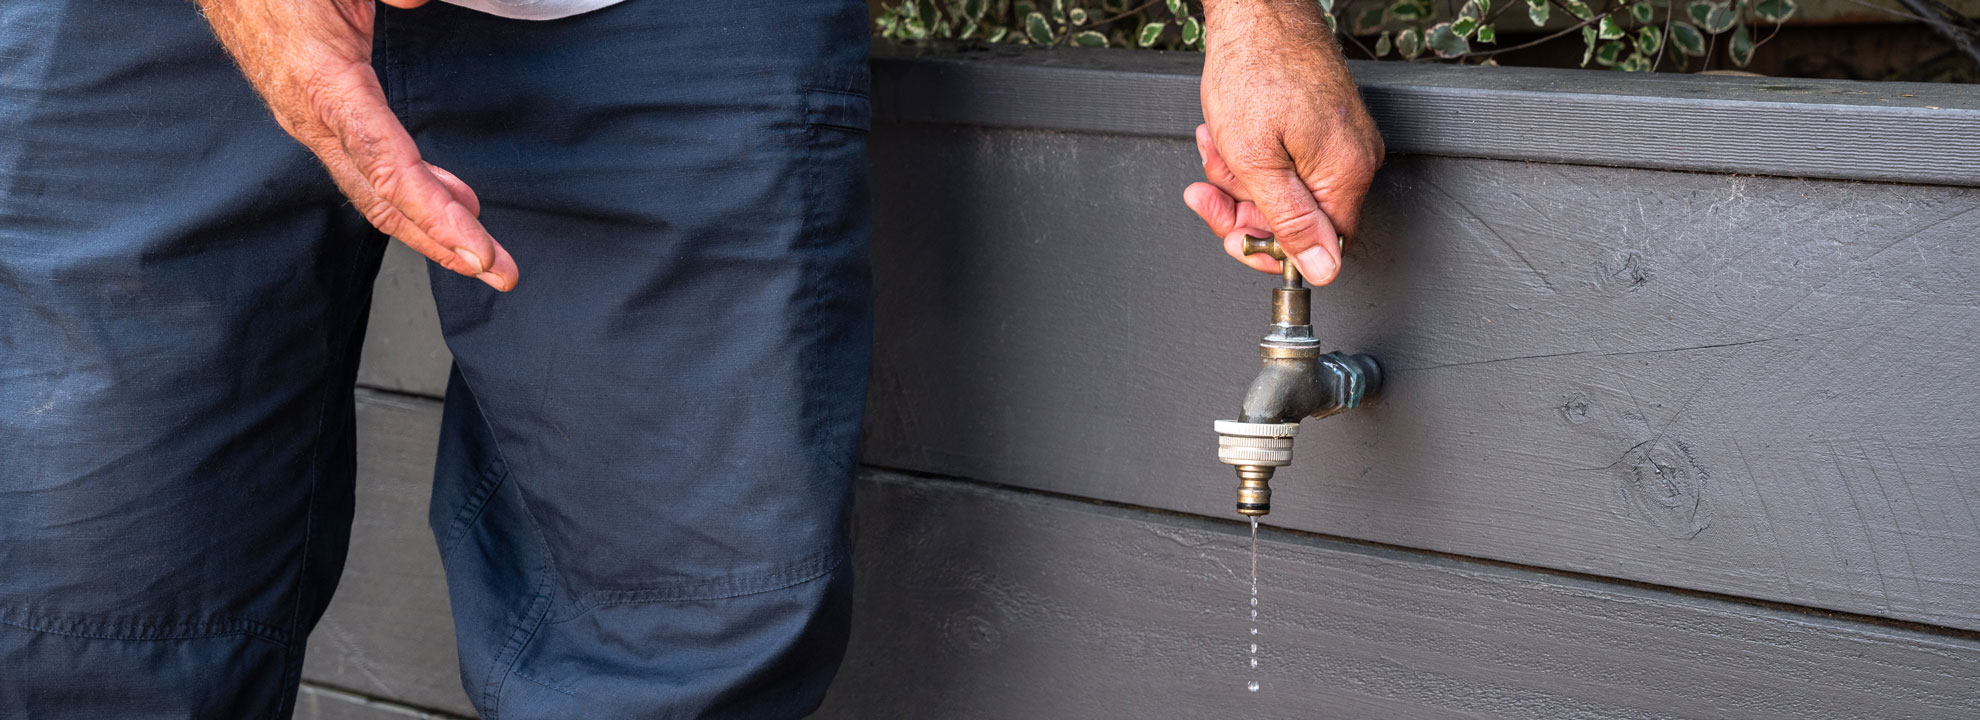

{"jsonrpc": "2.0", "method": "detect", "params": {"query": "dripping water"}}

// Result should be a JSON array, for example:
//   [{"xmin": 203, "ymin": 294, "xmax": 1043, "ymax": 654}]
[{"xmin": 1247, "ymin": 515, "xmax": 1259, "ymax": 692}]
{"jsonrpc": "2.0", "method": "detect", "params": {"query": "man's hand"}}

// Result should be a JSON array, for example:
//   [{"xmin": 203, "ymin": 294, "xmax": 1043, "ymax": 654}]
[
  {"xmin": 1184, "ymin": 0, "xmax": 1383, "ymax": 286},
  {"xmin": 198, "ymin": 0, "xmax": 517, "ymax": 291}
]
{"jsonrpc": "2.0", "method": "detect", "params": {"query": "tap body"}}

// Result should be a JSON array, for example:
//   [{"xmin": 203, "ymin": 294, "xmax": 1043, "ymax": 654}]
[{"xmin": 1214, "ymin": 237, "xmax": 1382, "ymax": 517}]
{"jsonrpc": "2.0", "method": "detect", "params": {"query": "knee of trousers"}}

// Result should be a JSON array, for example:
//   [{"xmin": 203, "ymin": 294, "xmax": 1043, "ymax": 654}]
[{"xmin": 464, "ymin": 554, "xmax": 854, "ymax": 720}]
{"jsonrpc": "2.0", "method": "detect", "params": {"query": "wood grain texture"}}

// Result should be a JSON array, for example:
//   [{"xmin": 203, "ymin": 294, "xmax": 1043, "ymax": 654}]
[
  {"xmin": 874, "ymin": 48, "xmax": 1980, "ymax": 187},
  {"xmin": 357, "ymin": 243, "xmax": 452, "ymax": 399},
  {"xmin": 863, "ymin": 124, "xmax": 1980, "ymax": 632},
  {"xmin": 815, "ymin": 471, "xmax": 1980, "ymax": 720},
  {"xmin": 302, "ymin": 390, "xmax": 475, "ymax": 717}
]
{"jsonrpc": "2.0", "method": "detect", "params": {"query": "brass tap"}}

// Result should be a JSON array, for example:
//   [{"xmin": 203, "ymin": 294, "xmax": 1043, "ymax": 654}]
[{"xmin": 1214, "ymin": 236, "xmax": 1382, "ymax": 517}]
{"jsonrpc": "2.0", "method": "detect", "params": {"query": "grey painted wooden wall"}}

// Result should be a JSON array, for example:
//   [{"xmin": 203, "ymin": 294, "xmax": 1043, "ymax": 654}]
[{"xmin": 305, "ymin": 51, "xmax": 1980, "ymax": 719}]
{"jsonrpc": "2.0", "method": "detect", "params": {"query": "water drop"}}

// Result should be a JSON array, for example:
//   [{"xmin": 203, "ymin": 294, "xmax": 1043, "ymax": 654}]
[
  {"xmin": 1247, "ymin": 681, "xmax": 1260, "ymax": 692},
  {"xmin": 1249, "ymin": 657, "xmax": 1258, "ymax": 668},
  {"xmin": 1250, "ymin": 627, "xmax": 1258, "ymax": 635},
  {"xmin": 1249, "ymin": 643, "xmax": 1257, "ymax": 654},
  {"xmin": 1250, "ymin": 609, "xmax": 1257, "ymax": 620}
]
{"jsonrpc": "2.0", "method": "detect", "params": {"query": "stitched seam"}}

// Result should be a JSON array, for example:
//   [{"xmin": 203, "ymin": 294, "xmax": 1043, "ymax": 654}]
[
  {"xmin": 545, "ymin": 551, "xmax": 845, "ymax": 625},
  {"xmin": 0, "ymin": 610, "xmax": 287, "ymax": 645},
  {"xmin": 440, "ymin": 457, "xmax": 508, "ymax": 560}
]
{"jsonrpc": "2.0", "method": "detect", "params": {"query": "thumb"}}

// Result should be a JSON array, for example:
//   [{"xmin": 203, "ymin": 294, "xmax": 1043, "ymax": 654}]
[{"xmin": 1234, "ymin": 166, "xmax": 1342, "ymax": 286}]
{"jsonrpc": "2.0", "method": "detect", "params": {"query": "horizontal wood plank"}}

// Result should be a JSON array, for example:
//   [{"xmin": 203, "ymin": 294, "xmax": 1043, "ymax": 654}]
[
  {"xmin": 873, "ymin": 47, "xmax": 1980, "ymax": 187},
  {"xmin": 303, "ymin": 391, "xmax": 474, "ymax": 717},
  {"xmin": 814, "ymin": 471, "xmax": 1980, "ymax": 719},
  {"xmin": 863, "ymin": 125, "xmax": 1980, "ymax": 631},
  {"xmin": 295, "ymin": 684, "xmax": 468, "ymax": 720}
]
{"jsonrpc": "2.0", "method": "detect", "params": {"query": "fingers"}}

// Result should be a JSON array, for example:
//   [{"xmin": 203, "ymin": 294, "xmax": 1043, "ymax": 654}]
[
  {"xmin": 1195, "ymin": 124, "xmax": 1240, "ymax": 194},
  {"xmin": 1217, "ymin": 137, "xmax": 1342, "ymax": 286},
  {"xmin": 315, "ymin": 72, "xmax": 513, "ymax": 290},
  {"xmin": 1183, "ymin": 183, "xmax": 1281, "ymax": 274}
]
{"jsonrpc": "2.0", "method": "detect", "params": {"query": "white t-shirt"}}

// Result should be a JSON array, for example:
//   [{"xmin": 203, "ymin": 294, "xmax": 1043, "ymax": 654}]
[{"xmin": 442, "ymin": 0, "xmax": 625, "ymax": 20}]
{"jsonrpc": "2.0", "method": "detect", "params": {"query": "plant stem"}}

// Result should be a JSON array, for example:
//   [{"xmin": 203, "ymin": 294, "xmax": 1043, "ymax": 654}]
[{"xmin": 1464, "ymin": 13, "xmax": 1603, "ymax": 56}]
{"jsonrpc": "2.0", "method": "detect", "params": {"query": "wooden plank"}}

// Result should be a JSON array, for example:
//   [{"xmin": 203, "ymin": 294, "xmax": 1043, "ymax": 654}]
[
  {"xmin": 815, "ymin": 471, "xmax": 1980, "ymax": 720},
  {"xmin": 863, "ymin": 124, "xmax": 1980, "ymax": 631},
  {"xmin": 303, "ymin": 390, "xmax": 474, "ymax": 717},
  {"xmin": 295, "ymin": 684, "xmax": 469, "ymax": 720},
  {"xmin": 873, "ymin": 48, "xmax": 1980, "ymax": 187},
  {"xmin": 357, "ymin": 243, "xmax": 452, "ymax": 399}
]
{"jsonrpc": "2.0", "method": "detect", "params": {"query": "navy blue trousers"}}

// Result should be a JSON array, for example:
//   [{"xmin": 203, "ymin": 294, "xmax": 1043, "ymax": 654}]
[{"xmin": 0, "ymin": 1, "xmax": 872, "ymax": 717}]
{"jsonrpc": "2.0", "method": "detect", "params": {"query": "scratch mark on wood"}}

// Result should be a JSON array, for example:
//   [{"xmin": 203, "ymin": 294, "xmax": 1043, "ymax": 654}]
[
  {"xmin": 1733, "ymin": 439, "xmax": 1793, "ymax": 582},
  {"xmin": 1830, "ymin": 441, "xmax": 1896, "ymax": 613},
  {"xmin": 1419, "ymin": 175, "xmax": 1560, "ymax": 294}
]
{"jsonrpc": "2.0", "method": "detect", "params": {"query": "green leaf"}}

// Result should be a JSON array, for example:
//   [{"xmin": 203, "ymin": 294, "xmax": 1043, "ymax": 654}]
[
  {"xmin": 1688, "ymin": 0, "xmax": 1736, "ymax": 31},
  {"xmin": 1631, "ymin": 1, "xmax": 1655, "ymax": 22},
  {"xmin": 1139, "ymin": 21, "xmax": 1169, "ymax": 46},
  {"xmin": 1635, "ymin": 24, "xmax": 1662, "ymax": 53},
  {"xmin": 960, "ymin": 19, "xmax": 979, "ymax": 37},
  {"xmin": 1182, "ymin": 16, "xmax": 1203, "ymax": 44},
  {"xmin": 917, "ymin": 0, "xmax": 938, "ymax": 22},
  {"xmin": 1168, "ymin": 0, "xmax": 1187, "ymax": 20},
  {"xmin": 1051, "ymin": 0, "xmax": 1066, "ymax": 23},
  {"xmin": 900, "ymin": 0, "xmax": 919, "ymax": 18},
  {"xmin": 1594, "ymin": 39, "xmax": 1625, "ymax": 65},
  {"xmin": 1319, "ymin": 0, "xmax": 1336, "ymax": 12},
  {"xmin": 1728, "ymin": 22, "xmax": 1754, "ymax": 65},
  {"xmin": 1619, "ymin": 51, "xmax": 1651, "ymax": 71},
  {"xmin": 1563, "ymin": 0, "xmax": 1595, "ymax": 19},
  {"xmin": 987, "ymin": 25, "xmax": 1010, "ymax": 42},
  {"xmin": 1668, "ymin": 21, "xmax": 1704, "ymax": 54},
  {"xmin": 1459, "ymin": 0, "xmax": 1483, "ymax": 21},
  {"xmin": 1358, "ymin": 5, "xmax": 1389, "ymax": 32},
  {"xmin": 1426, "ymin": 22, "xmax": 1472, "ymax": 56},
  {"xmin": 1323, "ymin": 12, "xmax": 1337, "ymax": 31},
  {"xmin": 1479, "ymin": 0, "xmax": 1493, "ymax": 14},
  {"xmin": 1398, "ymin": 26, "xmax": 1424, "ymax": 58},
  {"xmin": 1392, "ymin": 0, "xmax": 1425, "ymax": 21},
  {"xmin": 1073, "ymin": 29, "xmax": 1108, "ymax": 46},
  {"xmin": 1375, "ymin": 30, "xmax": 1394, "ymax": 56},
  {"xmin": 964, "ymin": 0, "xmax": 988, "ymax": 21},
  {"xmin": 1598, "ymin": 14, "xmax": 1624, "ymax": 38},
  {"xmin": 1025, "ymin": 11, "xmax": 1054, "ymax": 44},
  {"xmin": 1102, "ymin": 0, "xmax": 1128, "ymax": 12},
  {"xmin": 1755, "ymin": 0, "xmax": 1795, "ymax": 21},
  {"xmin": 935, "ymin": 18, "xmax": 953, "ymax": 37},
  {"xmin": 1453, "ymin": 17, "xmax": 1478, "ymax": 36},
  {"xmin": 1526, "ymin": 0, "xmax": 1550, "ymax": 25},
  {"xmin": 1477, "ymin": 23, "xmax": 1496, "ymax": 42},
  {"xmin": 1069, "ymin": 7, "xmax": 1087, "ymax": 24},
  {"xmin": 1581, "ymin": 25, "xmax": 1598, "ymax": 65}
]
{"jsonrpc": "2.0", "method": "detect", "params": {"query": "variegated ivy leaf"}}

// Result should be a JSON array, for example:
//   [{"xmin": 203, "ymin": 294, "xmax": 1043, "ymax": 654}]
[
  {"xmin": 1635, "ymin": 25, "xmax": 1662, "ymax": 53},
  {"xmin": 1376, "ymin": 30, "xmax": 1394, "ymax": 56},
  {"xmin": 1025, "ymin": 11, "xmax": 1054, "ymax": 44},
  {"xmin": 1594, "ymin": 39, "xmax": 1625, "ymax": 65},
  {"xmin": 1631, "ymin": 2, "xmax": 1654, "ymax": 22},
  {"xmin": 1526, "ymin": 0, "xmax": 1550, "ymax": 25},
  {"xmin": 1319, "ymin": 0, "xmax": 1336, "ymax": 13},
  {"xmin": 1050, "ymin": 0, "xmax": 1066, "ymax": 23},
  {"xmin": 987, "ymin": 25, "xmax": 1010, "ymax": 42},
  {"xmin": 1427, "ymin": 22, "xmax": 1471, "ymax": 57},
  {"xmin": 960, "ymin": 19, "xmax": 978, "ymax": 38},
  {"xmin": 1069, "ymin": 7, "xmax": 1087, "ymax": 24},
  {"xmin": 1479, "ymin": 0, "xmax": 1492, "ymax": 14},
  {"xmin": 1398, "ymin": 26, "xmax": 1424, "ymax": 58},
  {"xmin": 964, "ymin": 0, "xmax": 987, "ymax": 21},
  {"xmin": 1453, "ymin": 17, "xmax": 1478, "ymax": 36},
  {"xmin": 1073, "ymin": 30, "xmax": 1108, "ymax": 47},
  {"xmin": 1182, "ymin": 17, "xmax": 1203, "ymax": 44},
  {"xmin": 1687, "ymin": 1, "xmax": 1735, "ymax": 31},
  {"xmin": 1598, "ymin": 15, "xmax": 1624, "ymax": 39},
  {"xmin": 935, "ymin": 18, "xmax": 953, "ymax": 37},
  {"xmin": 1669, "ymin": 21, "xmax": 1705, "ymax": 54},
  {"xmin": 1392, "ymin": 0, "xmax": 1426, "ymax": 21},
  {"xmin": 1729, "ymin": 22, "xmax": 1754, "ymax": 64},
  {"xmin": 1619, "ymin": 52, "xmax": 1651, "ymax": 71},
  {"xmin": 1755, "ymin": 0, "xmax": 1796, "ymax": 21},
  {"xmin": 1139, "ymin": 21, "xmax": 1169, "ymax": 47},
  {"xmin": 917, "ymin": 0, "xmax": 938, "ymax": 23},
  {"xmin": 1358, "ymin": 5, "xmax": 1389, "ymax": 32},
  {"xmin": 1477, "ymin": 23, "xmax": 1496, "ymax": 42},
  {"xmin": 1563, "ymin": 0, "xmax": 1595, "ymax": 19},
  {"xmin": 1168, "ymin": 0, "xmax": 1187, "ymax": 20},
  {"xmin": 1581, "ymin": 25, "xmax": 1598, "ymax": 65},
  {"xmin": 1323, "ymin": 13, "xmax": 1337, "ymax": 30},
  {"xmin": 1459, "ymin": 0, "xmax": 1483, "ymax": 21}
]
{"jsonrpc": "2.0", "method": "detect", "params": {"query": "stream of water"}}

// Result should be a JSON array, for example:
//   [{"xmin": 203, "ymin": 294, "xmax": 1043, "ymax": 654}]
[{"xmin": 1248, "ymin": 515, "xmax": 1260, "ymax": 693}]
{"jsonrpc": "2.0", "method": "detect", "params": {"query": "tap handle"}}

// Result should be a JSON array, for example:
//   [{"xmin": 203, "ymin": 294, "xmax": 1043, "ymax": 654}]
[{"xmin": 1240, "ymin": 234, "xmax": 1286, "ymax": 261}]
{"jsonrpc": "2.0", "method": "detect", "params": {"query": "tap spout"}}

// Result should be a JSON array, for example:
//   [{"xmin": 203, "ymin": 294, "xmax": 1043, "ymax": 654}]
[{"xmin": 1213, "ymin": 236, "xmax": 1382, "ymax": 517}]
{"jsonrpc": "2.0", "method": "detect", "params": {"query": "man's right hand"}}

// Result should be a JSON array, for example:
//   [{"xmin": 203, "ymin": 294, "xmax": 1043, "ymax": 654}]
[{"xmin": 197, "ymin": 0, "xmax": 516, "ymax": 291}]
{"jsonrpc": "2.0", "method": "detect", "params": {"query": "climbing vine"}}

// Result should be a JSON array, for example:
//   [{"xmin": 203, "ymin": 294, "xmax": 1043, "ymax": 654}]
[{"xmin": 874, "ymin": 0, "xmax": 1802, "ymax": 71}]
